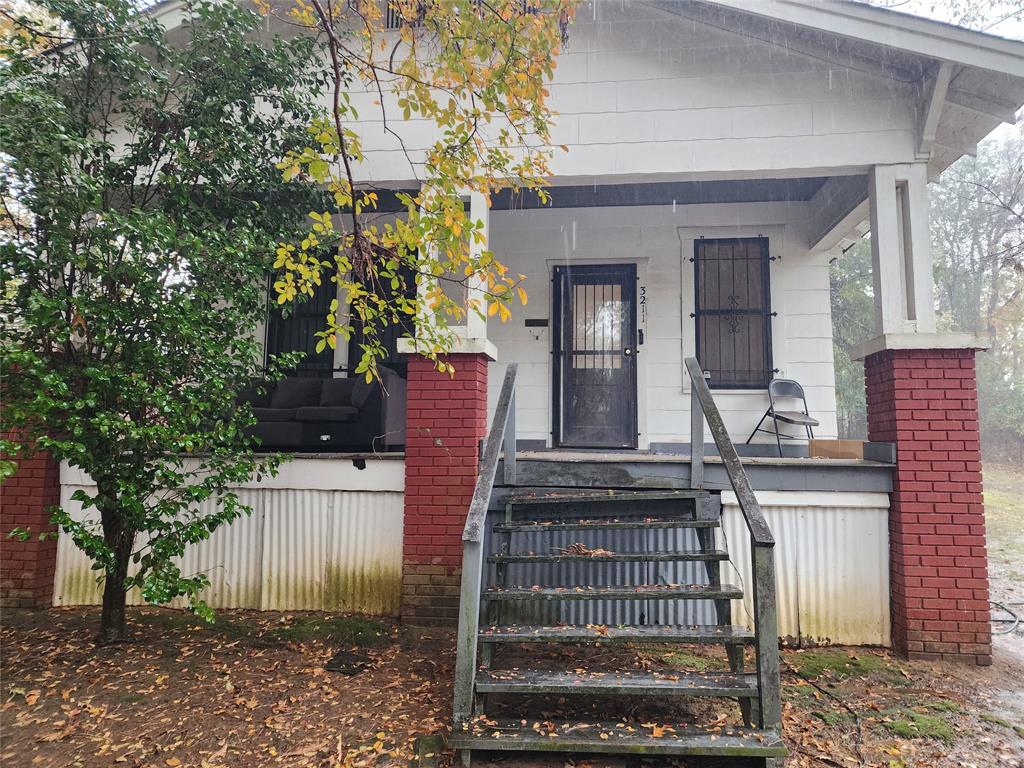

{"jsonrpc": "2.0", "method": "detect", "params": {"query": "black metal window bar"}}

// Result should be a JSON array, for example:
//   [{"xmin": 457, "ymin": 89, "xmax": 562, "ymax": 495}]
[
  {"xmin": 692, "ymin": 237, "xmax": 774, "ymax": 389},
  {"xmin": 348, "ymin": 1, "xmax": 544, "ymax": 30},
  {"xmin": 345, "ymin": 265, "xmax": 416, "ymax": 378},
  {"xmin": 264, "ymin": 277, "xmax": 338, "ymax": 378}
]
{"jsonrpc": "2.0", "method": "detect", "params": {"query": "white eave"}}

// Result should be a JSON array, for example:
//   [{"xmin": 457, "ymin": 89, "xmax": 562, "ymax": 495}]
[{"xmin": 706, "ymin": 0, "xmax": 1024, "ymax": 78}]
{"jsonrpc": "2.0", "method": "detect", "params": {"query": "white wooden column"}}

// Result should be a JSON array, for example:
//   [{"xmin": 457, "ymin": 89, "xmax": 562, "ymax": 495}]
[
  {"xmin": 464, "ymin": 190, "xmax": 490, "ymax": 342},
  {"xmin": 397, "ymin": 189, "xmax": 496, "ymax": 359},
  {"xmin": 868, "ymin": 163, "xmax": 936, "ymax": 335}
]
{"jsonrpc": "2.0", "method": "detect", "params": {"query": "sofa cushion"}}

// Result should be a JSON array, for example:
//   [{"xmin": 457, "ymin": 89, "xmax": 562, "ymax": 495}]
[
  {"xmin": 236, "ymin": 381, "xmax": 271, "ymax": 408},
  {"xmin": 320, "ymin": 377, "xmax": 357, "ymax": 407},
  {"xmin": 294, "ymin": 405, "xmax": 360, "ymax": 423},
  {"xmin": 246, "ymin": 421, "xmax": 304, "ymax": 448},
  {"xmin": 352, "ymin": 376, "xmax": 375, "ymax": 409},
  {"xmin": 252, "ymin": 407, "xmax": 298, "ymax": 422},
  {"xmin": 269, "ymin": 377, "xmax": 322, "ymax": 409}
]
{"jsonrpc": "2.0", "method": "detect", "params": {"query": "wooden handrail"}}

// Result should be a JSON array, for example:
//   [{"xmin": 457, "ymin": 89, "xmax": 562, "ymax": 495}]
[
  {"xmin": 462, "ymin": 363, "xmax": 518, "ymax": 543},
  {"xmin": 685, "ymin": 357, "xmax": 774, "ymax": 547},
  {"xmin": 685, "ymin": 356, "xmax": 780, "ymax": 730},
  {"xmin": 454, "ymin": 363, "xmax": 517, "ymax": 725}
]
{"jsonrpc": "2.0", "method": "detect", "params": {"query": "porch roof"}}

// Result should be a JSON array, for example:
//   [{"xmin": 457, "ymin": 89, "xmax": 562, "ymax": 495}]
[{"xmin": 686, "ymin": 0, "xmax": 1024, "ymax": 177}]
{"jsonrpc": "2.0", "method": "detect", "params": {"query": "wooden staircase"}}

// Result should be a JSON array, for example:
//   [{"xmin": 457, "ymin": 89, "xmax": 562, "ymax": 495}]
[{"xmin": 450, "ymin": 361, "xmax": 785, "ymax": 765}]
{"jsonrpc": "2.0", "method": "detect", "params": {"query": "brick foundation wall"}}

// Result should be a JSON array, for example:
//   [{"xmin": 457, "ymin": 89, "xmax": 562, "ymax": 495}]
[
  {"xmin": 864, "ymin": 348, "xmax": 991, "ymax": 665},
  {"xmin": 1, "ymin": 446, "xmax": 60, "ymax": 608},
  {"xmin": 401, "ymin": 354, "xmax": 489, "ymax": 625}
]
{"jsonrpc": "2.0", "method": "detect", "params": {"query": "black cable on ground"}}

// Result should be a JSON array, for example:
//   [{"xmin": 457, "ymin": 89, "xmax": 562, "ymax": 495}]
[{"xmin": 991, "ymin": 601, "xmax": 1020, "ymax": 635}]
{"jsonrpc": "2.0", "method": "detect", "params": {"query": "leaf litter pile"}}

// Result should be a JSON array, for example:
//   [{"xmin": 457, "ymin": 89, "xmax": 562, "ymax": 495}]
[
  {"xmin": 1, "ymin": 608, "xmax": 450, "ymax": 768},
  {"xmin": 4, "ymin": 607, "xmax": 1024, "ymax": 767}
]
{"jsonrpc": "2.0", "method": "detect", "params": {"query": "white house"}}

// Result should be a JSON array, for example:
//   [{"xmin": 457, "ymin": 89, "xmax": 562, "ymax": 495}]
[{"xmin": 20, "ymin": 1, "xmax": 1024, "ymax": 762}]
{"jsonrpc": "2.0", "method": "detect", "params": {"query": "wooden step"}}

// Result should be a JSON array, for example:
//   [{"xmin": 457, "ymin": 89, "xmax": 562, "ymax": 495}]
[
  {"xmin": 475, "ymin": 669, "xmax": 758, "ymax": 698},
  {"xmin": 451, "ymin": 718, "xmax": 786, "ymax": 758},
  {"xmin": 493, "ymin": 517, "xmax": 717, "ymax": 533},
  {"xmin": 508, "ymin": 489, "xmax": 709, "ymax": 505},
  {"xmin": 484, "ymin": 584, "xmax": 743, "ymax": 601},
  {"xmin": 488, "ymin": 550, "xmax": 728, "ymax": 564},
  {"xmin": 478, "ymin": 624, "xmax": 755, "ymax": 645}
]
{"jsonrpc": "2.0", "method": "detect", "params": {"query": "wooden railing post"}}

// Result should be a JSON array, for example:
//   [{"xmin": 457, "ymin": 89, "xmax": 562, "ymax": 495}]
[
  {"xmin": 752, "ymin": 542, "xmax": 782, "ymax": 729},
  {"xmin": 690, "ymin": 375, "xmax": 704, "ymax": 489},
  {"xmin": 684, "ymin": 357, "xmax": 780, "ymax": 733},
  {"xmin": 453, "ymin": 539, "xmax": 484, "ymax": 725},
  {"xmin": 452, "ymin": 364, "xmax": 517, "ymax": 728},
  {"xmin": 503, "ymin": 388, "xmax": 516, "ymax": 486}
]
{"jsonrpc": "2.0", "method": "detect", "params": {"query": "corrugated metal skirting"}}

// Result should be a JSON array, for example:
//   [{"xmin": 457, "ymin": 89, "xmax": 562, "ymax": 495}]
[
  {"xmin": 53, "ymin": 484, "xmax": 404, "ymax": 615},
  {"xmin": 721, "ymin": 491, "xmax": 891, "ymax": 646},
  {"xmin": 485, "ymin": 509, "xmax": 715, "ymax": 627}
]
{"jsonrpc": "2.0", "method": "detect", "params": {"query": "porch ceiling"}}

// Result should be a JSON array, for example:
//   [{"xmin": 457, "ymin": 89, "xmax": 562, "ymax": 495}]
[{"xmin": 489, "ymin": 177, "xmax": 829, "ymax": 210}]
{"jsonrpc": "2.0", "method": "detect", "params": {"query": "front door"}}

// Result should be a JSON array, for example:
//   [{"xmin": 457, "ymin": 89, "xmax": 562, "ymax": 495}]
[{"xmin": 553, "ymin": 264, "xmax": 638, "ymax": 449}]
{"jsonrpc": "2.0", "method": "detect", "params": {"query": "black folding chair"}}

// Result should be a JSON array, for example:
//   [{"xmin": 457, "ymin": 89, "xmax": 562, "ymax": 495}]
[{"xmin": 746, "ymin": 378, "xmax": 820, "ymax": 456}]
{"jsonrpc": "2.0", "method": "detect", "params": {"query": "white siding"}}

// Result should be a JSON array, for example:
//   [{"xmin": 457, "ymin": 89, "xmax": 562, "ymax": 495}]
[
  {"xmin": 721, "ymin": 491, "xmax": 891, "ymax": 647},
  {"xmin": 53, "ymin": 459, "xmax": 405, "ymax": 615},
  {"xmin": 342, "ymin": 1, "xmax": 918, "ymax": 184},
  {"xmin": 486, "ymin": 203, "xmax": 839, "ymax": 448}
]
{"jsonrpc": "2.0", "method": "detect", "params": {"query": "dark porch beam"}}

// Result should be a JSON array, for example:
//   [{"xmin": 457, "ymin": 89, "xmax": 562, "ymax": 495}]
[
  {"xmin": 806, "ymin": 175, "xmax": 869, "ymax": 253},
  {"xmin": 494, "ymin": 457, "xmax": 893, "ymax": 495},
  {"xmin": 490, "ymin": 178, "xmax": 828, "ymax": 211}
]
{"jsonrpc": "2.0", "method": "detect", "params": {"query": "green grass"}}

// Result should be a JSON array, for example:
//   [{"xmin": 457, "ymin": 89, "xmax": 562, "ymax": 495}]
[
  {"xmin": 984, "ymin": 466, "xmax": 1024, "ymax": 580},
  {"xmin": 659, "ymin": 648, "xmax": 725, "ymax": 672},
  {"xmin": 980, "ymin": 712, "xmax": 1024, "ymax": 738},
  {"xmin": 878, "ymin": 708, "xmax": 956, "ymax": 744},
  {"xmin": 811, "ymin": 709, "xmax": 854, "ymax": 727},
  {"xmin": 919, "ymin": 699, "xmax": 962, "ymax": 713},
  {"xmin": 789, "ymin": 650, "xmax": 889, "ymax": 680}
]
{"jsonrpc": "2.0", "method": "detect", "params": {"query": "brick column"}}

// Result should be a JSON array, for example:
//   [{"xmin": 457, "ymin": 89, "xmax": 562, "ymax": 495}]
[
  {"xmin": 1, "ymin": 446, "xmax": 60, "ymax": 608},
  {"xmin": 864, "ymin": 348, "xmax": 990, "ymax": 665},
  {"xmin": 401, "ymin": 354, "xmax": 489, "ymax": 625}
]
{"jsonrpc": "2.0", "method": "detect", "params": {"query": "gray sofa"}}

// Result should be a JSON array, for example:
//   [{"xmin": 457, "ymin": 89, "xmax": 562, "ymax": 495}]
[{"xmin": 240, "ymin": 367, "xmax": 406, "ymax": 451}]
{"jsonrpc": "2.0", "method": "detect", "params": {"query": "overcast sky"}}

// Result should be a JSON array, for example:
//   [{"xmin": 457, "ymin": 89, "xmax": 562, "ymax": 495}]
[
  {"xmin": 866, "ymin": 0, "xmax": 1024, "ymax": 40},
  {"xmin": 863, "ymin": 0, "xmax": 1024, "ymax": 145}
]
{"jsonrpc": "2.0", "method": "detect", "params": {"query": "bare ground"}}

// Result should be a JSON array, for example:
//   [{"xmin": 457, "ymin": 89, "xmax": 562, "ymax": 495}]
[{"xmin": 1, "ymin": 463, "xmax": 1022, "ymax": 767}]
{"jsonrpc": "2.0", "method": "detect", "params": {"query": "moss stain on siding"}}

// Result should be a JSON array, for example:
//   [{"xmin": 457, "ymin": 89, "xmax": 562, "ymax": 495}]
[{"xmin": 323, "ymin": 561, "xmax": 402, "ymax": 617}]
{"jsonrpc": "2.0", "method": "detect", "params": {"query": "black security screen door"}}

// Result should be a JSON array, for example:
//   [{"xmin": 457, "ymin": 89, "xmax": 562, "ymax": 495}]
[
  {"xmin": 553, "ymin": 263, "xmax": 638, "ymax": 449},
  {"xmin": 693, "ymin": 237, "xmax": 773, "ymax": 389}
]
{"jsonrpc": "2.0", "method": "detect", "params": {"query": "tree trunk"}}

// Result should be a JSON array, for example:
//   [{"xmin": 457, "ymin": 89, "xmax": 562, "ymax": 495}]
[
  {"xmin": 98, "ymin": 553, "xmax": 130, "ymax": 644},
  {"xmin": 97, "ymin": 487, "xmax": 135, "ymax": 645}
]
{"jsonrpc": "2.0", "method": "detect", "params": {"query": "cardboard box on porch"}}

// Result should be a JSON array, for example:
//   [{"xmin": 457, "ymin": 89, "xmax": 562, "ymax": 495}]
[{"xmin": 809, "ymin": 439, "xmax": 865, "ymax": 460}]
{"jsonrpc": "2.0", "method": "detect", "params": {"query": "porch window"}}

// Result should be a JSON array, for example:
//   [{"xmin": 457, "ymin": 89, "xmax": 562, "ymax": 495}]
[
  {"xmin": 346, "ymin": 264, "xmax": 416, "ymax": 377},
  {"xmin": 264, "ymin": 277, "xmax": 337, "ymax": 378},
  {"xmin": 693, "ymin": 237, "xmax": 773, "ymax": 389}
]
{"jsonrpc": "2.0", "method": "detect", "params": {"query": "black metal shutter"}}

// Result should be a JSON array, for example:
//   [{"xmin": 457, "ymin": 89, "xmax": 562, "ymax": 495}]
[
  {"xmin": 264, "ymin": 277, "xmax": 337, "ymax": 378},
  {"xmin": 693, "ymin": 237, "xmax": 773, "ymax": 389}
]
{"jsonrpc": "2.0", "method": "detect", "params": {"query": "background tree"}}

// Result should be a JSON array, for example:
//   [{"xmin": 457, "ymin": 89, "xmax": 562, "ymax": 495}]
[
  {"xmin": 932, "ymin": 124, "xmax": 1024, "ymax": 458},
  {"xmin": 267, "ymin": 0, "xmax": 573, "ymax": 378},
  {"xmin": 831, "ymin": 125, "xmax": 1024, "ymax": 459},
  {"xmin": 0, "ymin": 0, "xmax": 322, "ymax": 642},
  {"xmin": 830, "ymin": 241, "xmax": 873, "ymax": 439}
]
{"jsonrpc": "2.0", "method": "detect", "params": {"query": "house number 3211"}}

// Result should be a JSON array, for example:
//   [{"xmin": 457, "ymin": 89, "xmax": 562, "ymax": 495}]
[{"xmin": 639, "ymin": 285, "xmax": 647, "ymax": 324}]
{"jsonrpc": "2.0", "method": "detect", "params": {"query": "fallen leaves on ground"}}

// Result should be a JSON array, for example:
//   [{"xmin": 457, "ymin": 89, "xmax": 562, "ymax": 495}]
[
  {"xmin": 4, "ymin": 608, "xmax": 1024, "ymax": 768},
  {"xmin": 1, "ymin": 608, "xmax": 450, "ymax": 768}
]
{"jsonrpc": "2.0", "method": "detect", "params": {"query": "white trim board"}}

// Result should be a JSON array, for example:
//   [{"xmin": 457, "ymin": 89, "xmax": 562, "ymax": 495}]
[{"xmin": 705, "ymin": 0, "xmax": 1024, "ymax": 77}]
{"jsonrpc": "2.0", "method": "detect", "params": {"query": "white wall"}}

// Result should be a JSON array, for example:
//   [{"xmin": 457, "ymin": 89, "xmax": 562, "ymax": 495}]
[
  {"xmin": 339, "ymin": 0, "xmax": 918, "ymax": 184},
  {"xmin": 485, "ymin": 203, "xmax": 839, "ymax": 448},
  {"xmin": 722, "ymin": 491, "xmax": 891, "ymax": 647},
  {"xmin": 53, "ymin": 458, "xmax": 406, "ymax": 614}
]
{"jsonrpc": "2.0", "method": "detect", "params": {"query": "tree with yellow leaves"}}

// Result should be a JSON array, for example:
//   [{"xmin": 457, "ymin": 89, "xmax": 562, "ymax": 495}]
[{"xmin": 269, "ymin": 0, "xmax": 573, "ymax": 378}]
